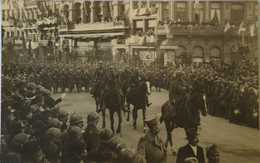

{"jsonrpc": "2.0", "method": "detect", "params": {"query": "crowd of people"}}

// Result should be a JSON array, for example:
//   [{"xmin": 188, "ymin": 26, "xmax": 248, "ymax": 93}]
[{"xmin": 1, "ymin": 56, "xmax": 258, "ymax": 162}]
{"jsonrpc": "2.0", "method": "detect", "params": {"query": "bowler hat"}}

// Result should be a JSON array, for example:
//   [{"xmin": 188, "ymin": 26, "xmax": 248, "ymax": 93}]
[
  {"xmin": 100, "ymin": 128, "xmax": 114, "ymax": 143},
  {"xmin": 144, "ymin": 117, "xmax": 159, "ymax": 129},
  {"xmin": 185, "ymin": 128, "xmax": 198, "ymax": 140},
  {"xmin": 87, "ymin": 112, "xmax": 99, "ymax": 123}
]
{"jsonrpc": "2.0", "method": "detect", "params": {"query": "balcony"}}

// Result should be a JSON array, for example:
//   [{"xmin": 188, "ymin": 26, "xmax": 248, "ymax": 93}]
[
  {"xmin": 156, "ymin": 24, "xmax": 253, "ymax": 37},
  {"xmin": 128, "ymin": 35, "xmax": 157, "ymax": 45},
  {"xmin": 59, "ymin": 20, "xmax": 126, "ymax": 33}
]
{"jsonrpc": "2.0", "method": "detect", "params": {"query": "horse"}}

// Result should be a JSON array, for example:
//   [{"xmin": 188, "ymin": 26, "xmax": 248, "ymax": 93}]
[
  {"xmin": 126, "ymin": 81, "xmax": 148, "ymax": 131},
  {"xmin": 91, "ymin": 80, "xmax": 105, "ymax": 112},
  {"xmin": 160, "ymin": 92, "xmax": 208, "ymax": 155},
  {"xmin": 101, "ymin": 85, "xmax": 123, "ymax": 134}
]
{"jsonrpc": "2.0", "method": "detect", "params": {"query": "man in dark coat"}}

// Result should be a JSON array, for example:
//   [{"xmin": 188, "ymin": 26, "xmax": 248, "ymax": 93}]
[{"xmin": 176, "ymin": 128, "xmax": 205, "ymax": 163}]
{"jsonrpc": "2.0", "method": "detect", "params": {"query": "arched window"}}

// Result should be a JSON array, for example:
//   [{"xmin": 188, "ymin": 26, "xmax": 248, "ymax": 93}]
[
  {"xmin": 84, "ymin": 1, "xmax": 91, "ymax": 23},
  {"xmin": 191, "ymin": 46, "xmax": 204, "ymax": 62},
  {"xmin": 210, "ymin": 47, "xmax": 221, "ymax": 59}
]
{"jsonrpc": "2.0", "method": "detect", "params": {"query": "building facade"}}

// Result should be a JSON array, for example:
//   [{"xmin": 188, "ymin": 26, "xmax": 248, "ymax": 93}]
[{"xmin": 2, "ymin": 0, "xmax": 258, "ymax": 65}]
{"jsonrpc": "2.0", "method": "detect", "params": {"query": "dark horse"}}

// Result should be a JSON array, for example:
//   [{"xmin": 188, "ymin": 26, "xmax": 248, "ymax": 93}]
[
  {"xmin": 126, "ymin": 81, "xmax": 148, "ymax": 131},
  {"xmin": 101, "ymin": 85, "xmax": 123, "ymax": 134},
  {"xmin": 91, "ymin": 80, "xmax": 104, "ymax": 112},
  {"xmin": 160, "ymin": 92, "xmax": 208, "ymax": 155}
]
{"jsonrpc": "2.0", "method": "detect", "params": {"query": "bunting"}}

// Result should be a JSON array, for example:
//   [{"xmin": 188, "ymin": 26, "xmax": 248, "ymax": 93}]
[
  {"xmin": 224, "ymin": 22, "xmax": 231, "ymax": 33},
  {"xmin": 238, "ymin": 21, "xmax": 246, "ymax": 35},
  {"xmin": 210, "ymin": 10, "xmax": 219, "ymax": 26}
]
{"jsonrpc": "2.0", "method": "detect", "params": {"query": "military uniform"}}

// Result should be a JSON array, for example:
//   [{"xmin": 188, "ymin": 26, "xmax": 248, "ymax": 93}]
[{"xmin": 138, "ymin": 131, "xmax": 167, "ymax": 163}]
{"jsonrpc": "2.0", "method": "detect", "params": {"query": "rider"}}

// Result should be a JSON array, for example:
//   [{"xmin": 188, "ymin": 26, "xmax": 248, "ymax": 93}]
[{"xmin": 169, "ymin": 71, "xmax": 190, "ymax": 127}]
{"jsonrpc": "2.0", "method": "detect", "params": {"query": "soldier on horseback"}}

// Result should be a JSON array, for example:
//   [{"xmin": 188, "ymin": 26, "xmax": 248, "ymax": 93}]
[{"xmin": 168, "ymin": 71, "xmax": 190, "ymax": 128}]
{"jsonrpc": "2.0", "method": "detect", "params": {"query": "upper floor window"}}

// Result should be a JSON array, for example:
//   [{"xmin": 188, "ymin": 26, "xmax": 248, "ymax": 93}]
[
  {"xmin": 162, "ymin": 2, "xmax": 170, "ymax": 21},
  {"xmin": 210, "ymin": 2, "xmax": 221, "ymax": 23},
  {"xmin": 133, "ymin": 1, "xmax": 139, "ymax": 9},
  {"xmin": 231, "ymin": 3, "xmax": 245, "ymax": 25},
  {"xmin": 196, "ymin": 2, "xmax": 204, "ymax": 23},
  {"xmin": 63, "ymin": 5, "xmax": 69, "ymax": 19},
  {"xmin": 141, "ymin": 1, "xmax": 147, "ymax": 8},
  {"xmin": 2, "ymin": 10, "xmax": 5, "ymax": 21},
  {"xmin": 176, "ymin": 2, "xmax": 187, "ymax": 21}
]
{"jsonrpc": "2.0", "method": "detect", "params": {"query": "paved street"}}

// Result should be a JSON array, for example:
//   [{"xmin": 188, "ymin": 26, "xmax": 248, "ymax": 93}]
[{"xmin": 53, "ymin": 89, "xmax": 260, "ymax": 163}]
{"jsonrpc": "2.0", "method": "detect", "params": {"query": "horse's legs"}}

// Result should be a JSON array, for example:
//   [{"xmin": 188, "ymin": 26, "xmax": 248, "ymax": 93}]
[
  {"xmin": 142, "ymin": 108, "xmax": 146, "ymax": 132},
  {"xmin": 116, "ymin": 110, "xmax": 122, "ymax": 134},
  {"xmin": 102, "ymin": 108, "xmax": 106, "ymax": 129},
  {"xmin": 133, "ymin": 107, "xmax": 137, "ymax": 130},
  {"xmin": 109, "ymin": 110, "xmax": 115, "ymax": 133},
  {"xmin": 165, "ymin": 120, "xmax": 177, "ymax": 156}
]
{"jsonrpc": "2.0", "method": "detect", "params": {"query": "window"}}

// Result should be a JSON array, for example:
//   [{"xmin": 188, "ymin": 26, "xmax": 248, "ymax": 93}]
[
  {"xmin": 210, "ymin": 2, "xmax": 221, "ymax": 24},
  {"xmin": 11, "ymin": 31, "xmax": 14, "ymax": 37},
  {"xmin": 63, "ymin": 5, "xmax": 69, "ymax": 19},
  {"xmin": 255, "ymin": 2, "xmax": 258, "ymax": 21},
  {"xmin": 176, "ymin": 2, "xmax": 187, "ymax": 21},
  {"xmin": 198, "ymin": 2, "xmax": 204, "ymax": 23},
  {"xmin": 162, "ymin": 2, "xmax": 170, "ymax": 21},
  {"xmin": 7, "ymin": 32, "xmax": 10, "ymax": 38},
  {"xmin": 17, "ymin": 31, "xmax": 20, "ymax": 37},
  {"xmin": 133, "ymin": 1, "xmax": 139, "ymax": 9},
  {"xmin": 141, "ymin": 1, "xmax": 147, "ymax": 8},
  {"xmin": 2, "ymin": 10, "xmax": 5, "ymax": 21},
  {"xmin": 231, "ymin": 3, "xmax": 245, "ymax": 25}
]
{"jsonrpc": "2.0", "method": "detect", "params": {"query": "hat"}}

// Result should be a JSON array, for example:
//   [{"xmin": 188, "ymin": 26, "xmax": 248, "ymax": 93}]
[
  {"xmin": 22, "ymin": 140, "xmax": 41, "ymax": 157},
  {"xmin": 59, "ymin": 110, "xmax": 69, "ymax": 120},
  {"xmin": 46, "ymin": 118, "xmax": 62, "ymax": 129},
  {"xmin": 87, "ymin": 112, "xmax": 99, "ymax": 123},
  {"xmin": 184, "ymin": 157, "xmax": 199, "ymax": 163},
  {"xmin": 206, "ymin": 144, "xmax": 219, "ymax": 158},
  {"xmin": 185, "ymin": 128, "xmax": 198, "ymax": 140},
  {"xmin": 68, "ymin": 126, "xmax": 84, "ymax": 138},
  {"xmin": 70, "ymin": 115, "xmax": 84, "ymax": 125},
  {"xmin": 100, "ymin": 128, "xmax": 114, "ymax": 143},
  {"xmin": 99, "ymin": 61, "xmax": 103, "ymax": 64},
  {"xmin": 144, "ymin": 117, "xmax": 159, "ymax": 129},
  {"xmin": 25, "ymin": 82, "xmax": 36, "ymax": 94},
  {"xmin": 46, "ymin": 127, "xmax": 61, "ymax": 140},
  {"xmin": 10, "ymin": 133, "xmax": 31, "ymax": 152}
]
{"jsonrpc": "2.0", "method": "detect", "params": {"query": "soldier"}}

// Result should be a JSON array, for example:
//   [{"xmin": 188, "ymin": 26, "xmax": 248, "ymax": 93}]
[
  {"xmin": 137, "ymin": 117, "xmax": 167, "ymax": 163},
  {"xmin": 83, "ymin": 112, "xmax": 100, "ymax": 152}
]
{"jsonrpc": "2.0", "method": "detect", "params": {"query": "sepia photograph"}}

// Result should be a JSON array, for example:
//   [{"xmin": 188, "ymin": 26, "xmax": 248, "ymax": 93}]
[{"xmin": 1, "ymin": 0, "xmax": 259, "ymax": 163}]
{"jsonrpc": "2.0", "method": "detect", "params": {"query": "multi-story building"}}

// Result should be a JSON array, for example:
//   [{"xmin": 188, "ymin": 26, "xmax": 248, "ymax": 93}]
[{"xmin": 2, "ymin": 1, "xmax": 258, "ymax": 65}]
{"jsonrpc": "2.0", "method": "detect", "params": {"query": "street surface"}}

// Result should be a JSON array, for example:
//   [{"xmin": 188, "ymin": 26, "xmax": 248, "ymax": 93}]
[{"xmin": 53, "ymin": 89, "xmax": 260, "ymax": 163}]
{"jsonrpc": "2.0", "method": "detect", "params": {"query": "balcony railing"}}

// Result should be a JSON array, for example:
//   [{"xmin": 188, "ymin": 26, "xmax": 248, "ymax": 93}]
[
  {"xmin": 156, "ymin": 24, "xmax": 251, "ymax": 36},
  {"xmin": 59, "ymin": 20, "xmax": 126, "ymax": 32}
]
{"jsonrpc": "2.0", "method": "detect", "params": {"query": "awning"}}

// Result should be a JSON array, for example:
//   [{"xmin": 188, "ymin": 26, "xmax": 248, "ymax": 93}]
[
  {"xmin": 62, "ymin": 32, "xmax": 125, "ymax": 39},
  {"xmin": 160, "ymin": 39, "xmax": 179, "ymax": 50}
]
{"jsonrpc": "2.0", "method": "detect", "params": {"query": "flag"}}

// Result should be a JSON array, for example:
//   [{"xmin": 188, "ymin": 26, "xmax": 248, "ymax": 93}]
[
  {"xmin": 224, "ymin": 22, "xmax": 231, "ymax": 33},
  {"xmin": 250, "ymin": 23, "xmax": 256, "ymax": 37},
  {"xmin": 238, "ymin": 21, "xmax": 246, "ymax": 35},
  {"xmin": 210, "ymin": 10, "xmax": 219, "ymax": 26}
]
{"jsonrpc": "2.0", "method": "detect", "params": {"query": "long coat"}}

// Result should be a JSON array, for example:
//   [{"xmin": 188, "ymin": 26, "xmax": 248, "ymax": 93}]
[{"xmin": 176, "ymin": 144, "xmax": 205, "ymax": 163}]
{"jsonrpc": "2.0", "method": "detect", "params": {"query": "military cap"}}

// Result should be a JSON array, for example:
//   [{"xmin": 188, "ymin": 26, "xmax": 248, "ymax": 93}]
[
  {"xmin": 10, "ymin": 133, "xmax": 31, "ymax": 151},
  {"xmin": 25, "ymin": 82, "xmax": 36, "ymax": 94},
  {"xmin": 206, "ymin": 144, "xmax": 219, "ymax": 158},
  {"xmin": 46, "ymin": 118, "xmax": 62, "ymax": 129},
  {"xmin": 46, "ymin": 127, "xmax": 61, "ymax": 140},
  {"xmin": 118, "ymin": 148, "xmax": 135, "ymax": 162},
  {"xmin": 59, "ymin": 110, "xmax": 69, "ymax": 120},
  {"xmin": 87, "ymin": 112, "xmax": 99, "ymax": 123},
  {"xmin": 144, "ymin": 117, "xmax": 159, "ymax": 129},
  {"xmin": 100, "ymin": 128, "xmax": 114, "ymax": 143},
  {"xmin": 70, "ymin": 115, "xmax": 84, "ymax": 125},
  {"xmin": 185, "ymin": 128, "xmax": 198, "ymax": 140},
  {"xmin": 68, "ymin": 126, "xmax": 84, "ymax": 138}
]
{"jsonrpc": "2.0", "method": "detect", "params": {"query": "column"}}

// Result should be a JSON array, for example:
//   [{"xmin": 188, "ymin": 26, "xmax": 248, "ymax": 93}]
[
  {"xmin": 188, "ymin": 1, "xmax": 193, "ymax": 21},
  {"xmin": 112, "ymin": 1, "xmax": 119, "ymax": 18},
  {"xmin": 158, "ymin": 2, "xmax": 163, "ymax": 21},
  {"xmin": 205, "ymin": 1, "xmax": 210, "ymax": 22},
  {"xmin": 81, "ymin": 2, "xmax": 85, "ymax": 23},
  {"xmin": 170, "ymin": 1, "xmax": 175, "ymax": 21},
  {"xmin": 69, "ymin": 3, "xmax": 73, "ymax": 22},
  {"xmin": 90, "ymin": 1, "xmax": 95, "ymax": 22}
]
